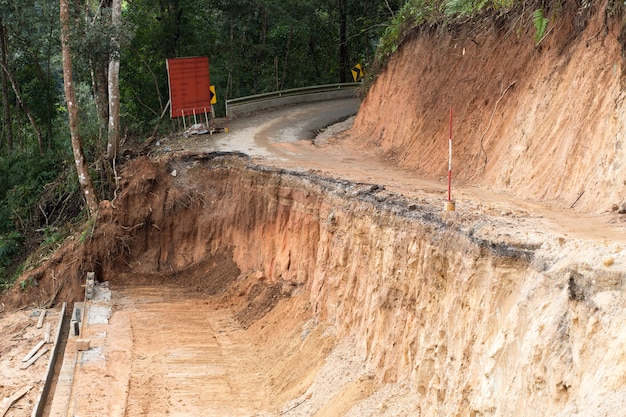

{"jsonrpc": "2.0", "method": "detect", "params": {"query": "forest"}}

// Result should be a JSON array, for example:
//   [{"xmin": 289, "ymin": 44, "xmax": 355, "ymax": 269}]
[{"xmin": 0, "ymin": 0, "xmax": 402, "ymax": 286}]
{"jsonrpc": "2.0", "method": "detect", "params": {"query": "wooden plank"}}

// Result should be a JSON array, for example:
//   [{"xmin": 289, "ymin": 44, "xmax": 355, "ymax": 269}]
[
  {"xmin": 22, "ymin": 340, "xmax": 45, "ymax": 362},
  {"xmin": 19, "ymin": 347, "xmax": 49, "ymax": 370},
  {"xmin": 43, "ymin": 322, "xmax": 51, "ymax": 344},
  {"xmin": 0, "ymin": 385, "xmax": 33, "ymax": 417},
  {"xmin": 36, "ymin": 309, "xmax": 46, "ymax": 329}
]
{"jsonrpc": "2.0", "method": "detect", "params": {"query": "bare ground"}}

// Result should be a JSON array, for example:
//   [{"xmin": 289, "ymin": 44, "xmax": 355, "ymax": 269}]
[{"xmin": 4, "ymin": 3, "xmax": 626, "ymax": 415}]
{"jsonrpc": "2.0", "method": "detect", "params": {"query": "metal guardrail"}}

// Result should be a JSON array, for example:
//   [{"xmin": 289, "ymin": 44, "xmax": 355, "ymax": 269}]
[{"xmin": 225, "ymin": 82, "xmax": 360, "ymax": 119}]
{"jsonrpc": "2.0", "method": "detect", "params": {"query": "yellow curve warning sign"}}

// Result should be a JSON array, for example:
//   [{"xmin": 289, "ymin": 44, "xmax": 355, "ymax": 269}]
[
  {"xmin": 209, "ymin": 85, "xmax": 217, "ymax": 104},
  {"xmin": 351, "ymin": 63, "xmax": 364, "ymax": 82}
]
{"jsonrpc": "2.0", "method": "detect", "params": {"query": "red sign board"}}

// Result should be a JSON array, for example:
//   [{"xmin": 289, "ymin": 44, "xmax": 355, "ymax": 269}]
[{"xmin": 166, "ymin": 56, "xmax": 211, "ymax": 118}]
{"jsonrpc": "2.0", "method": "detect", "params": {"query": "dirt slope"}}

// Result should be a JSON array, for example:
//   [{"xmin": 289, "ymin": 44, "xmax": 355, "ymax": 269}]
[
  {"xmin": 4, "ymin": 3, "xmax": 626, "ymax": 416},
  {"xmin": 353, "ymin": 0, "xmax": 626, "ymax": 212},
  {"xmin": 6, "ymin": 151, "xmax": 622, "ymax": 416}
]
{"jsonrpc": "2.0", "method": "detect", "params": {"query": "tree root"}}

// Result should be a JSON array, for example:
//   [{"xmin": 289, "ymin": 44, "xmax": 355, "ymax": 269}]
[{"xmin": 479, "ymin": 80, "xmax": 517, "ymax": 171}]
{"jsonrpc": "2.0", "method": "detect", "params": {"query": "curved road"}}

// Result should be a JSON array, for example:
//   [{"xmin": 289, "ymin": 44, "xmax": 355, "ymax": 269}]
[
  {"xmin": 214, "ymin": 98, "xmax": 360, "ymax": 158},
  {"xmin": 187, "ymin": 97, "xmax": 626, "ymax": 245}
]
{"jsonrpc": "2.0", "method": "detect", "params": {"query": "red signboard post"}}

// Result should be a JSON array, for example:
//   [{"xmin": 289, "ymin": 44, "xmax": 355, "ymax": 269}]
[{"xmin": 166, "ymin": 56, "xmax": 212, "ymax": 121}]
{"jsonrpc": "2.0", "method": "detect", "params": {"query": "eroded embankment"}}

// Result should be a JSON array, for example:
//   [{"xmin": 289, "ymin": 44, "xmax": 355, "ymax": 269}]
[
  {"xmin": 9, "ymin": 153, "xmax": 626, "ymax": 416},
  {"xmin": 353, "ymin": 1, "xmax": 626, "ymax": 212}
]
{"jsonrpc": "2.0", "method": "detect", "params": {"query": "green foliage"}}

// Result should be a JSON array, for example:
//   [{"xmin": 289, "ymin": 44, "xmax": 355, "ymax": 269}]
[
  {"xmin": 533, "ymin": 8, "xmax": 549, "ymax": 44},
  {"xmin": 375, "ymin": 0, "xmax": 524, "ymax": 70},
  {"xmin": 0, "ymin": 231, "xmax": 22, "ymax": 265},
  {"xmin": 0, "ymin": 231, "xmax": 22, "ymax": 289},
  {"xmin": 0, "ymin": 151, "xmax": 63, "ymax": 232},
  {"xmin": 122, "ymin": 0, "xmax": 402, "ymax": 132},
  {"xmin": 19, "ymin": 275, "xmax": 35, "ymax": 291},
  {"xmin": 445, "ymin": 0, "xmax": 489, "ymax": 16},
  {"xmin": 41, "ymin": 227, "xmax": 63, "ymax": 248},
  {"xmin": 375, "ymin": 0, "xmax": 444, "ymax": 68},
  {"xmin": 491, "ymin": 0, "xmax": 516, "ymax": 8},
  {"xmin": 0, "ymin": 0, "xmax": 62, "ymax": 150},
  {"xmin": 80, "ymin": 218, "xmax": 96, "ymax": 244}
]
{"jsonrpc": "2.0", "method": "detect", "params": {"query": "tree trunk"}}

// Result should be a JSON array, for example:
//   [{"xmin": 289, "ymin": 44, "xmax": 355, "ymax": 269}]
[
  {"xmin": 89, "ymin": 1, "xmax": 110, "ymax": 141},
  {"xmin": 0, "ymin": 20, "xmax": 12, "ymax": 152},
  {"xmin": 0, "ymin": 61, "xmax": 45, "ymax": 155},
  {"xmin": 280, "ymin": 26, "xmax": 293, "ymax": 91},
  {"xmin": 0, "ymin": 43, "xmax": 44, "ymax": 155},
  {"xmin": 338, "ymin": 0, "xmax": 348, "ymax": 83},
  {"xmin": 60, "ymin": 0, "xmax": 99, "ymax": 217},
  {"xmin": 92, "ymin": 62, "xmax": 109, "ymax": 138},
  {"xmin": 106, "ymin": 0, "xmax": 121, "ymax": 161}
]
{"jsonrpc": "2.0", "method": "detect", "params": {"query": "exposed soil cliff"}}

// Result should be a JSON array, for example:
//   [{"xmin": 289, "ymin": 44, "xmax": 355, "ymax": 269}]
[
  {"xmin": 3, "ymin": 2, "xmax": 626, "ymax": 416},
  {"xmin": 353, "ymin": 0, "xmax": 626, "ymax": 212},
  {"xmin": 5, "ymin": 153, "xmax": 625, "ymax": 415}
]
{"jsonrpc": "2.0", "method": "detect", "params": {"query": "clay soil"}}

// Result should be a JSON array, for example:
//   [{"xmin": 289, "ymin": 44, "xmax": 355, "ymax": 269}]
[
  {"xmin": 3, "ymin": 3, "xmax": 626, "ymax": 416},
  {"xmin": 0, "ymin": 307, "xmax": 62, "ymax": 416},
  {"xmin": 62, "ymin": 280, "xmax": 343, "ymax": 416}
]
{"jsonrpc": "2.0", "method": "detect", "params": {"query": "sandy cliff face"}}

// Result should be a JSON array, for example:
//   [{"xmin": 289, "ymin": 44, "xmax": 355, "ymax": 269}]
[
  {"xmin": 34, "ymin": 154, "xmax": 621, "ymax": 416},
  {"xmin": 352, "ymin": 1, "xmax": 626, "ymax": 212}
]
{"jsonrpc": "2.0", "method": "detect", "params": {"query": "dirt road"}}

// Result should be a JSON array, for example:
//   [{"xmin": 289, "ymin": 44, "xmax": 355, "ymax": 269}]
[
  {"xmin": 167, "ymin": 98, "xmax": 626, "ymax": 244},
  {"xmin": 68, "ymin": 285, "xmax": 273, "ymax": 416}
]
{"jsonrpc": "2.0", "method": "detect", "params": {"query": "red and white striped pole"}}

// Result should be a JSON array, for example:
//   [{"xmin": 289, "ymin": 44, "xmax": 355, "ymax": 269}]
[
  {"xmin": 448, "ymin": 108, "xmax": 452, "ymax": 201},
  {"xmin": 445, "ymin": 108, "xmax": 456, "ymax": 211}
]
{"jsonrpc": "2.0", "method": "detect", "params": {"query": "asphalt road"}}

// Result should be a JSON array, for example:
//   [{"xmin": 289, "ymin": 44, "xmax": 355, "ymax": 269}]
[{"xmin": 210, "ymin": 98, "xmax": 360, "ymax": 157}]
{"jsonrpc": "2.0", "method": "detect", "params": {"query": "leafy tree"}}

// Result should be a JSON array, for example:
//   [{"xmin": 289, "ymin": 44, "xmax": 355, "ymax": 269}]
[
  {"xmin": 121, "ymin": 0, "xmax": 402, "ymax": 129},
  {"xmin": 60, "ymin": 0, "xmax": 98, "ymax": 216},
  {"xmin": 0, "ymin": 0, "xmax": 61, "ymax": 155}
]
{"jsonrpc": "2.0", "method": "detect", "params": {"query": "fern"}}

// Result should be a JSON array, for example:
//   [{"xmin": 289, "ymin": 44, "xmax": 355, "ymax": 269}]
[{"xmin": 533, "ymin": 8, "xmax": 549, "ymax": 44}]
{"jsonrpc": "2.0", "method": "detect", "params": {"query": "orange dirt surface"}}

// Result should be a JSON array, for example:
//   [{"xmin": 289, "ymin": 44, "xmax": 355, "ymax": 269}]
[
  {"xmin": 53, "ymin": 280, "xmax": 344, "ymax": 416},
  {"xmin": 4, "ymin": 3, "xmax": 626, "ymax": 416},
  {"xmin": 0, "ymin": 307, "xmax": 62, "ymax": 417}
]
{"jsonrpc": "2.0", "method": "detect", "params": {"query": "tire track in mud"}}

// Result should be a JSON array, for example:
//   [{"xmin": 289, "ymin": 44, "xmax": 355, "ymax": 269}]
[{"xmin": 116, "ymin": 286, "xmax": 271, "ymax": 416}]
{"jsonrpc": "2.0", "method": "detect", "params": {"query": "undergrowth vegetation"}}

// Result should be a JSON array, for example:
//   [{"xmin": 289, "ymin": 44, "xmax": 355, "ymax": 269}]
[
  {"xmin": 0, "ymin": 231, "xmax": 23, "ymax": 291},
  {"xmin": 0, "ymin": 148, "xmax": 85, "ymax": 291},
  {"xmin": 375, "ymin": 0, "xmax": 515, "ymax": 68},
  {"xmin": 375, "ymin": 0, "xmax": 626, "ymax": 73}
]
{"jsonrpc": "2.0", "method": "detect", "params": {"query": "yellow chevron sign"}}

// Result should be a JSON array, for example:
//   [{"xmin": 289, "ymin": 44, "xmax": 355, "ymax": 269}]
[
  {"xmin": 351, "ymin": 63, "xmax": 364, "ymax": 82},
  {"xmin": 210, "ymin": 85, "xmax": 217, "ymax": 104}
]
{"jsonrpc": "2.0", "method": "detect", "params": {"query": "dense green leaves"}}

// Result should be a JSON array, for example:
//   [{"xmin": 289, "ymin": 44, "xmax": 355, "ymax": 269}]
[
  {"xmin": 533, "ymin": 8, "xmax": 548, "ymax": 44},
  {"xmin": 375, "ymin": 0, "xmax": 526, "ymax": 69},
  {"xmin": 0, "ymin": 150, "xmax": 62, "ymax": 231},
  {"xmin": 122, "ymin": 0, "xmax": 402, "ymax": 121}
]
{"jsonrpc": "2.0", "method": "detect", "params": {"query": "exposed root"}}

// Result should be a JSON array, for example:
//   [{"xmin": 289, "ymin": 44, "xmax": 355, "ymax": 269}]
[
  {"xmin": 479, "ymin": 80, "xmax": 517, "ymax": 171},
  {"xmin": 43, "ymin": 273, "xmax": 64, "ymax": 309},
  {"xmin": 121, "ymin": 223, "xmax": 144, "ymax": 232}
]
